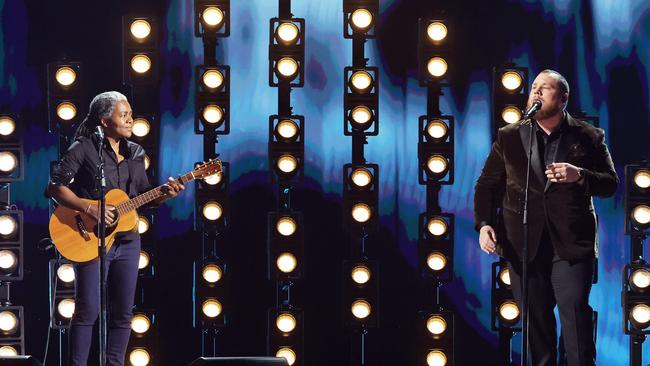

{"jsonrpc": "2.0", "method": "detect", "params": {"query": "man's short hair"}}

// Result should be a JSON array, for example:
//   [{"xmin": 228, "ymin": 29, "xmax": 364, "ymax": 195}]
[{"xmin": 540, "ymin": 69, "xmax": 570, "ymax": 109}]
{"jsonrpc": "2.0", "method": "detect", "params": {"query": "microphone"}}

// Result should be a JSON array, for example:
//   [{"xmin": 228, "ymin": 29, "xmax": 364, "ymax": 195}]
[
  {"xmin": 523, "ymin": 100, "xmax": 542, "ymax": 120},
  {"xmin": 95, "ymin": 125, "xmax": 104, "ymax": 139}
]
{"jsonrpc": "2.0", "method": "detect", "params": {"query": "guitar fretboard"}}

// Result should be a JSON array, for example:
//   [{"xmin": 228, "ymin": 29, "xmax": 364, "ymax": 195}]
[{"xmin": 115, "ymin": 172, "xmax": 195, "ymax": 215}]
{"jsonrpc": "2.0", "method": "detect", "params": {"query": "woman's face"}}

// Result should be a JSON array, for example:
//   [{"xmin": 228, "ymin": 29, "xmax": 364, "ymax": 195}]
[{"xmin": 101, "ymin": 100, "xmax": 133, "ymax": 139}]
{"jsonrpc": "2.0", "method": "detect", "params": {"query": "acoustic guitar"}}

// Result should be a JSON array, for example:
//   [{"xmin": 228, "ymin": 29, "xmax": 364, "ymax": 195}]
[{"xmin": 49, "ymin": 159, "xmax": 222, "ymax": 262}]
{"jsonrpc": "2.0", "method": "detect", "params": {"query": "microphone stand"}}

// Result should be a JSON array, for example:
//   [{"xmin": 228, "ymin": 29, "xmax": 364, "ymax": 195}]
[
  {"xmin": 96, "ymin": 133, "xmax": 108, "ymax": 366},
  {"xmin": 521, "ymin": 117, "xmax": 534, "ymax": 366}
]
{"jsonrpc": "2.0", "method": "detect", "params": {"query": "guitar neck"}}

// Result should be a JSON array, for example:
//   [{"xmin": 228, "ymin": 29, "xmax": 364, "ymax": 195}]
[{"xmin": 115, "ymin": 172, "xmax": 195, "ymax": 215}]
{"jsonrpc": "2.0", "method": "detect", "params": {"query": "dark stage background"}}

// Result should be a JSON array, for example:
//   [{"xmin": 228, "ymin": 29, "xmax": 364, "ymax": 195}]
[{"xmin": 2, "ymin": 0, "xmax": 650, "ymax": 365}]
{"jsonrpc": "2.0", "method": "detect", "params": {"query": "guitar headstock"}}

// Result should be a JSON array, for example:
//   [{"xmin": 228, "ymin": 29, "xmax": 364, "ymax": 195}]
[{"xmin": 193, "ymin": 159, "xmax": 223, "ymax": 180}]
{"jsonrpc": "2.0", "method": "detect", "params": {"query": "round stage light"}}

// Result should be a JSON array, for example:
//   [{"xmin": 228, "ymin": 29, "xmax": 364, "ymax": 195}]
[
  {"xmin": 204, "ymin": 171, "xmax": 222, "ymax": 186},
  {"xmin": 0, "ymin": 311, "xmax": 18, "ymax": 334},
  {"xmin": 276, "ymin": 22, "xmax": 299, "ymax": 45},
  {"xmin": 631, "ymin": 304, "xmax": 650, "ymax": 328},
  {"xmin": 57, "ymin": 263, "xmax": 75, "ymax": 283},
  {"xmin": 138, "ymin": 251, "xmax": 150, "ymax": 270},
  {"xmin": 499, "ymin": 268, "xmax": 511, "ymax": 287},
  {"xmin": 130, "ymin": 20, "xmax": 152, "ymax": 40},
  {"xmin": 0, "ymin": 152, "xmax": 17, "ymax": 174},
  {"xmin": 499, "ymin": 301, "xmax": 520, "ymax": 322},
  {"xmin": 502, "ymin": 106, "xmax": 522, "ymax": 124},
  {"xmin": 350, "ymin": 9, "xmax": 373, "ymax": 31},
  {"xmin": 56, "ymin": 102, "xmax": 77, "ymax": 121},
  {"xmin": 276, "ymin": 313, "xmax": 297, "ymax": 333},
  {"xmin": 350, "ymin": 71, "xmax": 373, "ymax": 93},
  {"xmin": 0, "ymin": 250, "xmax": 17, "ymax": 272},
  {"xmin": 55, "ymin": 66, "xmax": 77, "ymax": 86},
  {"xmin": 0, "ymin": 117, "xmax": 16, "ymax": 137},
  {"xmin": 427, "ymin": 217, "xmax": 448, "ymax": 237},
  {"xmin": 276, "ymin": 119, "xmax": 299, "ymax": 141},
  {"xmin": 131, "ymin": 314, "xmax": 151, "ymax": 334},
  {"xmin": 0, "ymin": 346, "xmax": 17, "ymax": 356},
  {"xmin": 0, "ymin": 215, "xmax": 17, "ymax": 236},
  {"xmin": 130, "ymin": 55, "xmax": 152, "ymax": 74},
  {"xmin": 631, "ymin": 269, "xmax": 650, "ymax": 291},
  {"xmin": 132, "ymin": 118, "xmax": 151, "ymax": 138},
  {"xmin": 129, "ymin": 348, "xmax": 151, "ymax": 366},
  {"xmin": 426, "ymin": 155, "xmax": 448, "ymax": 175},
  {"xmin": 202, "ymin": 105, "xmax": 224, "ymax": 125},
  {"xmin": 144, "ymin": 154, "xmax": 151, "ymax": 171},
  {"xmin": 350, "ymin": 168, "xmax": 372, "ymax": 189},
  {"xmin": 202, "ymin": 7, "xmax": 224, "ymax": 28},
  {"xmin": 57, "ymin": 298, "xmax": 75, "ymax": 319},
  {"xmin": 202, "ymin": 201, "xmax": 223, "ymax": 221},
  {"xmin": 427, "ymin": 57, "xmax": 448, "ymax": 78},
  {"xmin": 427, "ymin": 22, "xmax": 448, "ymax": 42},
  {"xmin": 350, "ymin": 106, "xmax": 373, "ymax": 127},
  {"xmin": 501, "ymin": 71, "xmax": 523, "ymax": 92},
  {"xmin": 634, "ymin": 170, "xmax": 650, "ymax": 189},
  {"xmin": 351, "ymin": 203, "xmax": 372, "ymax": 223},
  {"xmin": 202, "ymin": 299, "xmax": 222, "ymax": 318},
  {"xmin": 426, "ymin": 315, "xmax": 447, "ymax": 335},
  {"xmin": 426, "ymin": 252, "xmax": 447, "ymax": 271},
  {"xmin": 137, "ymin": 216, "xmax": 150, "ymax": 234},
  {"xmin": 276, "ymin": 348, "xmax": 296, "ymax": 366},
  {"xmin": 351, "ymin": 265, "xmax": 371, "ymax": 285},
  {"xmin": 276, "ymin": 252, "xmax": 297, "ymax": 273},
  {"xmin": 351, "ymin": 300, "xmax": 371, "ymax": 319},
  {"xmin": 276, "ymin": 217, "xmax": 297, "ymax": 236},
  {"xmin": 277, "ymin": 154, "xmax": 298, "ymax": 174},
  {"xmin": 202, "ymin": 69, "xmax": 224, "ymax": 90},
  {"xmin": 426, "ymin": 350, "xmax": 447, "ymax": 366},
  {"xmin": 632, "ymin": 205, "xmax": 650, "ymax": 226},
  {"xmin": 202, "ymin": 264, "xmax": 223, "ymax": 284},
  {"xmin": 276, "ymin": 57, "xmax": 299, "ymax": 79},
  {"xmin": 426, "ymin": 120, "xmax": 448, "ymax": 141}
]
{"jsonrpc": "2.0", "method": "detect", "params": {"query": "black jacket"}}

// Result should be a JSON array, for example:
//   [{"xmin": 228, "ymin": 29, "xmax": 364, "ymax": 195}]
[{"xmin": 473, "ymin": 113, "xmax": 618, "ymax": 261}]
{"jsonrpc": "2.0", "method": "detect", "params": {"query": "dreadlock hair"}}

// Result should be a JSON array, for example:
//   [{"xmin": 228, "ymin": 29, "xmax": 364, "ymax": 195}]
[{"xmin": 73, "ymin": 91, "xmax": 128, "ymax": 140}]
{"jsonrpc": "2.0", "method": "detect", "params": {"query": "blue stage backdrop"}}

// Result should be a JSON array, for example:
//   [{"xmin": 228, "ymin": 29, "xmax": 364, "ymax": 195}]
[{"xmin": 2, "ymin": 0, "xmax": 650, "ymax": 365}]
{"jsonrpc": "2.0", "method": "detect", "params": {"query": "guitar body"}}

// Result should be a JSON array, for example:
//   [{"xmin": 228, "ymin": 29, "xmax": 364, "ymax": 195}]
[{"xmin": 49, "ymin": 189, "xmax": 138, "ymax": 262}]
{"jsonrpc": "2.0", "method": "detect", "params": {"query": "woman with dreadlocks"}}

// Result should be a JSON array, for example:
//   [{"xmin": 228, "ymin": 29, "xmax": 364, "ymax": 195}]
[{"xmin": 47, "ymin": 91, "xmax": 183, "ymax": 365}]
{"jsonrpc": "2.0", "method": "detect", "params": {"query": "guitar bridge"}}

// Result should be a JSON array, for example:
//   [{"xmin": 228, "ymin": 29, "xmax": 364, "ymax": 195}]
[{"xmin": 75, "ymin": 215, "xmax": 91, "ymax": 241}]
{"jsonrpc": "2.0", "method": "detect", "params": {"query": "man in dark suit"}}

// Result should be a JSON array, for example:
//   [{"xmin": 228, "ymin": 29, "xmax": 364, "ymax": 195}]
[{"xmin": 474, "ymin": 69, "xmax": 618, "ymax": 365}]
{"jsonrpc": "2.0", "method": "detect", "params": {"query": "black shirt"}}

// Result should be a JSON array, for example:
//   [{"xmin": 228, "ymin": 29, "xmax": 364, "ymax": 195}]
[
  {"xmin": 535, "ymin": 116, "xmax": 567, "ymax": 183},
  {"xmin": 50, "ymin": 134, "xmax": 151, "ymax": 199}
]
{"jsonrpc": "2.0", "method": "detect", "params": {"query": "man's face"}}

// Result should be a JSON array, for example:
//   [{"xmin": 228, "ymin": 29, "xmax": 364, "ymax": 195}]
[
  {"xmin": 527, "ymin": 73, "xmax": 567, "ymax": 120},
  {"xmin": 102, "ymin": 100, "xmax": 133, "ymax": 139}
]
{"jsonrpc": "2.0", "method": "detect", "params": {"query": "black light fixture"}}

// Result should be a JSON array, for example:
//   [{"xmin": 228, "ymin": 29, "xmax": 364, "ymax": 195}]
[
  {"xmin": 0, "ymin": 210, "xmax": 22, "ymax": 282},
  {"xmin": 418, "ymin": 19, "xmax": 450, "ymax": 86},
  {"xmin": 343, "ymin": 163, "xmax": 378, "ymax": 231},
  {"xmin": 418, "ymin": 115, "xmax": 454, "ymax": 185},
  {"xmin": 122, "ymin": 16, "xmax": 159, "ymax": 86},
  {"xmin": 417, "ymin": 212, "xmax": 454, "ymax": 282},
  {"xmin": 194, "ymin": 256, "xmax": 228, "ymax": 329},
  {"xmin": 269, "ymin": 115, "xmax": 304, "ymax": 184},
  {"xmin": 48, "ymin": 259, "xmax": 75, "ymax": 330},
  {"xmin": 268, "ymin": 211, "xmax": 304, "ymax": 281},
  {"xmin": 491, "ymin": 65, "xmax": 529, "ymax": 135},
  {"xmin": 267, "ymin": 307, "xmax": 303, "ymax": 366},
  {"xmin": 195, "ymin": 162, "xmax": 230, "ymax": 233},
  {"xmin": 0, "ymin": 306, "xmax": 24, "ymax": 356},
  {"xmin": 269, "ymin": 18, "xmax": 305, "ymax": 87},
  {"xmin": 420, "ymin": 309, "xmax": 454, "ymax": 366},
  {"xmin": 195, "ymin": 65, "xmax": 231, "ymax": 135},
  {"xmin": 46, "ymin": 62, "xmax": 85, "ymax": 141},
  {"xmin": 626, "ymin": 163, "xmax": 650, "ymax": 236},
  {"xmin": 343, "ymin": 0, "xmax": 378, "ymax": 39},
  {"xmin": 344, "ymin": 67, "xmax": 379, "ymax": 136},
  {"xmin": 194, "ymin": 0, "xmax": 230, "ymax": 38},
  {"xmin": 343, "ymin": 260, "xmax": 379, "ymax": 329}
]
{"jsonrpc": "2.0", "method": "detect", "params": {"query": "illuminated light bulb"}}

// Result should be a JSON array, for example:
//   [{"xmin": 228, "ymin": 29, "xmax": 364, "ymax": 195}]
[
  {"xmin": 276, "ymin": 313, "xmax": 297, "ymax": 333},
  {"xmin": 0, "ymin": 250, "xmax": 17, "ymax": 271},
  {"xmin": 426, "ymin": 350, "xmax": 447, "ymax": 366},
  {"xmin": 129, "ymin": 348, "xmax": 151, "ymax": 366},
  {"xmin": 202, "ymin": 105, "xmax": 224, "ymax": 125},
  {"xmin": 56, "ymin": 102, "xmax": 77, "ymax": 121},
  {"xmin": 351, "ymin": 168, "xmax": 372, "ymax": 188},
  {"xmin": 55, "ymin": 66, "xmax": 76, "ymax": 86},
  {"xmin": 634, "ymin": 170, "xmax": 650, "ymax": 189},
  {"xmin": 501, "ymin": 71, "xmax": 523, "ymax": 91},
  {"xmin": 202, "ymin": 264, "xmax": 223, "ymax": 284},
  {"xmin": 351, "ymin": 300, "xmax": 371, "ymax": 319},
  {"xmin": 130, "ymin": 55, "xmax": 152, "ymax": 74},
  {"xmin": 0, "ymin": 215, "xmax": 17, "ymax": 236},
  {"xmin": 351, "ymin": 203, "xmax": 371, "ymax": 223},
  {"xmin": 426, "ymin": 315, "xmax": 447, "ymax": 335},
  {"xmin": 350, "ymin": 106, "xmax": 372, "ymax": 126},
  {"xmin": 350, "ymin": 9, "xmax": 373, "ymax": 31},
  {"xmin": 0, "ymin": 346, "xmax": 17, "ymax": 356},
  {"xmin": 0, "ymin": 311, "xmax": 18, "ymax": 333},
  {"xmin": 276, "ymin": 252, "xmax": 297, "ymax": 273},
  {"xmin": 351, "ymin": 265, "xmax": 371, "ymax": 285},
  {"xmin": 499, "ymin": 301, "xmax": 520, "ymax": 321},
  {"xmin": 502, "ymin": 106, "xmax": 522, "ymax": 124},
  {"xmin": 137, "ymin": 216, "xmax": 150, "ymax": 234},
  {"xmin": 276, "ymin": 217, "xmax": 297, "ymax": 236},
  {"xmin": 57, "ymin": 298, "xmax": 76, "ymax": 319},
  {"xmin": 202, "ymin": 202, "xmax": 223, "ymax": 221},
  {"xmin": 427, "ymin": 22, "xmax": 448, "ymax": 42},
  {"xmin": 427, "ymin": 217, "xmax": 448, "ymax": 237},
  {"xmin": 277, "ymin": 154, "xmax": 298, "ymax": 174},
  {"xmin": 276, "ymin": 348, "xmax": 296, "ymax": 366},
  {"xmin": 130, "ymin": 19, "xmax": 152, "ymax": 40},
  {"xmin": 426, "ymin": 120, "xmax": 448, "ymax": 140},
  {"xmin": 350, "ymin": 71, "xmax": 373, "ymax": 93},
  {"xmin": 202, "ymin": 299, "xmax": 222, "ymax": 318},
  {"xmin": 202, "ymin": 7, "xmax": 224, "ymax": 28},
  {"xmin": 0, "ymin": 117, "xmax": 15, "ymax": 137},
  {"xmin": 138, "ymin": 251, "xmax": 150, "ymax": 270},
  {"xmin": 499, "ymin": 268, "xmax": 511, "ymax": 286},
  {"xmin": 426, "ymin": 252, "xmax": 446, "ymax": 271},
  {"xmin": 276, "ymin": 57, "xmax": 299, "ymax": 78},
  {"xmin": 276, "ymin": 22, "xmax": 299, "ymax": 45},
  {"xmin": 427, "ymin": 57, "xmax": 448, "ymax": 78},
  {"xmin": 131, "ymin": 314, "xmax": 151, "ymax": 334},
  {"xmin": 57, "ymin": 263, "xmax": 75, "ymax": 283},
  {"xmin": 427, "ymin": 155, "xmax": 448, "ymax": 175},
  {"xmin": 132, "ymin": 118, "xmax": 151, "ymax": 138},
  {"xmin": 632, "ymin": 205, "xmax": 650, "ymax": 226},
  {"xmin": 202, "ymin": 69, "xmax": 224, "ymax": 90}
]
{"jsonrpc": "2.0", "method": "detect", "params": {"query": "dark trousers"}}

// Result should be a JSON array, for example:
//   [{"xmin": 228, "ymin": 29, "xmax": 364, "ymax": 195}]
[
  {"xmin": 508, "ymin": 234, "xmax": 596, "ymax": 366},
  {"xmin": 69, "ymin": 232, "xmax": 141, "ymax": 366}
]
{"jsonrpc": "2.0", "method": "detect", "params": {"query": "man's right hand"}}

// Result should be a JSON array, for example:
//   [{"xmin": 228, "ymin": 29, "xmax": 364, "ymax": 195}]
[
  {"xmin": 87, "ymin": 204, "xmax": 118, "ymax": 226},
  {"xmin": 479, "ymin": 225, "xmax": 497, "ymax": 254}
]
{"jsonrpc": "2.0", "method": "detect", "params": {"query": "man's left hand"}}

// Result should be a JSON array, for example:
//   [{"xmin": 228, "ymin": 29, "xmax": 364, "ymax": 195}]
[
  {"xmin": 545, "ymin": 162, "xmax": 582, "ymax": 183},
  {"xmin": 161, "ymin": 176, "xmax": 185, "ymax": 198}
]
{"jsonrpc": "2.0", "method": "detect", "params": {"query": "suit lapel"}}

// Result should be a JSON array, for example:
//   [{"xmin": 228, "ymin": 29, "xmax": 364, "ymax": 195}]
[{"xmin": 518, "ymin": 123, "xmax": 546, "ymax": 187}]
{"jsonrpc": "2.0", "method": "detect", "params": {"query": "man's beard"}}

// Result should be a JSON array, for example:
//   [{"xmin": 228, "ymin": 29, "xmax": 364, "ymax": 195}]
[{"xmin": 534, "ymin": 106, "xmax": 562, "ymax": 120}]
